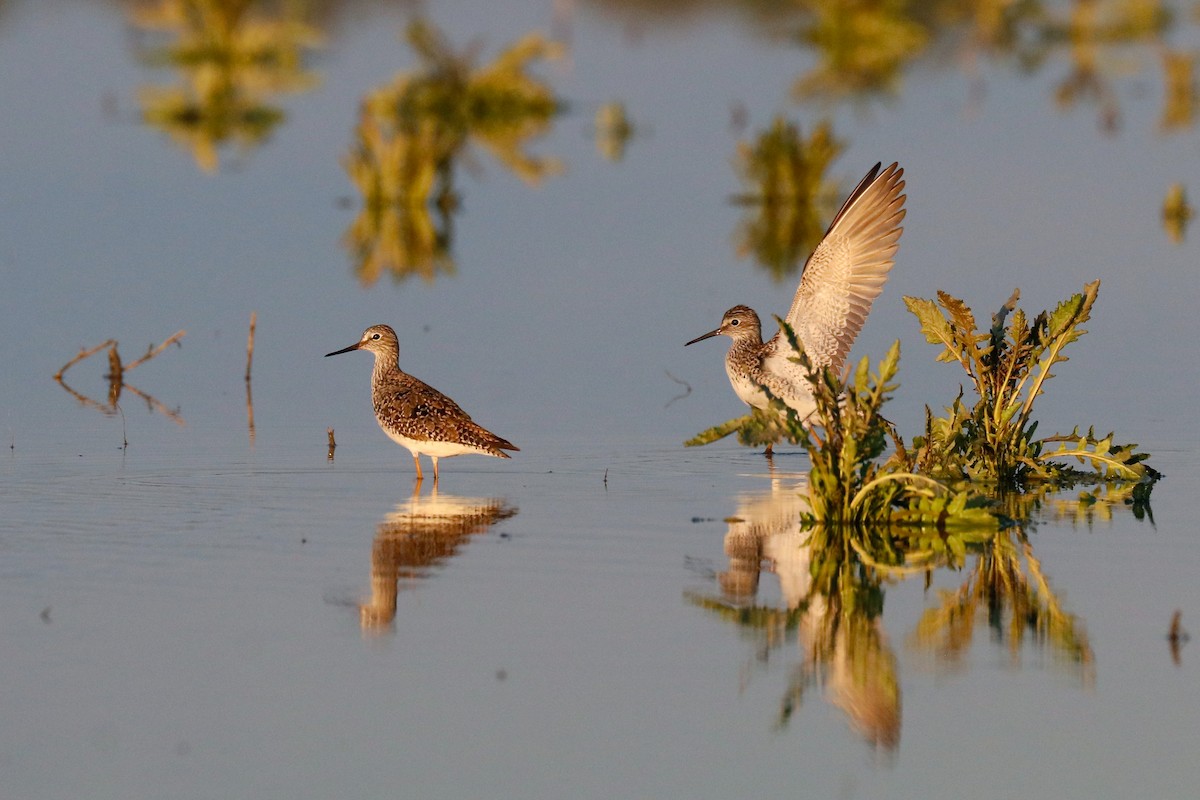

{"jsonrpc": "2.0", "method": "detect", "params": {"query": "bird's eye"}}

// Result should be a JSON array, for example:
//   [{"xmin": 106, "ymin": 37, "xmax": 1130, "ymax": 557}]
[
  {"xmin": 730, "ymin": 319, "xmax": 740, "ymax": 326},
  {"xmin": 371, "ymin": 333, "xmax": 381, "ymax": 340}
]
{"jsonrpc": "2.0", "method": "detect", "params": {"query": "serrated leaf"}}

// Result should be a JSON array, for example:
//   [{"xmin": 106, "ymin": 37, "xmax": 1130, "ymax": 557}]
[
  {"xmin": 684, "ymin": 416, "xmax": 750, "ymax": 447},
  {"xmin": 937, "ymin": 291, "xmax": 978, "ymax": 339},
  {"xmin": 904, "ymin": 296, "xmax": 955, "ymax": 348}
]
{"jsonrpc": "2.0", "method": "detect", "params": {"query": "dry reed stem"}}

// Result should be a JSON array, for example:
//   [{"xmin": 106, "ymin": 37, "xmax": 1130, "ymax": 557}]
[
  {"xmin": 245, "ymin": 311, "xmax": 256, "ymax": 383},
  {"xmin": 125, "ymin": 330, "xmax": 186, "ymax": 372},
  {"xmin": 55, "ymin": 339, "xmax": 117, "ymax": 380}
]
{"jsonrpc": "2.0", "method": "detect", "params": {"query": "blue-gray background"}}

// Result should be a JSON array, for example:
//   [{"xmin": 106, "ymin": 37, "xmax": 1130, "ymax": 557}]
[{"xmin": 1, "ymin": 2, "xmax": 1197, "ymax": 799}]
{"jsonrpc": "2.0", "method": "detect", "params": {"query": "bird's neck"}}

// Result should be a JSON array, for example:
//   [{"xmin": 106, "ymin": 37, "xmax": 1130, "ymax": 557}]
[
  {"xmin": 725, "ymin": 334, "xmax": 766, "ymax": 375},
  {"xmin": 729, "ymin": 332, "xmax": 764, "ymax": 357},
  {"xmin": 372, "ymin": 352, "xmax": 402, "ymax": 383}
]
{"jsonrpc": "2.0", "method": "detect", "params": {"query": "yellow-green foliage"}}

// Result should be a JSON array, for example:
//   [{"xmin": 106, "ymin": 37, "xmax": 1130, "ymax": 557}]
[
  {"xmin": 904, "ymin": 280, "xmax": 1158, "ymax": 488},
  {"xmin": 686, "ymin": 282, "xmax": 1157, "ymax": 532}
]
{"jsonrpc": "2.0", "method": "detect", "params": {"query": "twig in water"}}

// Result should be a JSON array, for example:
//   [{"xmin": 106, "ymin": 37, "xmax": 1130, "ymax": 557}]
[
  {"xmin": 245, "ymin": 311, "xmax": 256, "ymax": 383},
  {"xmin": 54, "ymin": 332, "xmax": 187, "ymax": 427},
  {"xmin": 245, "ymin": 312, "xmax": 257, "ymax": 443},
  {"xmin": 54, "ymin": 339, "xmax": 117, "ymax": 381},
  {"xmin": 116, "ymin": 402, "xmax": 128, "ymax": 448},
  {"xmin": 125, "ymin": 330, "xmax": 185, "ymax": 371},
  {"xmin": 327, "ymin": 428, "xmax": 337, "ymax": 460}
]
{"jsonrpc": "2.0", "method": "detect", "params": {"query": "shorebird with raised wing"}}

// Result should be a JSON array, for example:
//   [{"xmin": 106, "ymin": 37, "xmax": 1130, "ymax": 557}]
[
  {"xmin": 686, "ymin": 162, "xmax": 906, "ymax": 449},
  {"xmin": 326, "ymin": 325, "xmax": 518, "ymax": 481}
]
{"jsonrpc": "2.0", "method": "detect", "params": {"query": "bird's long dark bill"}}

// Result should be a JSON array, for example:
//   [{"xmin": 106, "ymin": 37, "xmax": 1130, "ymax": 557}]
[
  {"xmin": 324, "ymin": 343, "xmax": 361, "ymax": 357},
  {"xmin": 685, "ymin": 329, "xmax": 721, "ymax": 346}
]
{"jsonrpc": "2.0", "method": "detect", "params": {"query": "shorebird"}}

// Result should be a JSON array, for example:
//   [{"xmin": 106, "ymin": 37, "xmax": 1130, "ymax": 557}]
[
  {"xmin": 325, "ymin": 324, "xmax": 518, "ymax": 481},
  {"xmin": 686, "ymin": 162, "xmax": 906, "ymax": 447}
]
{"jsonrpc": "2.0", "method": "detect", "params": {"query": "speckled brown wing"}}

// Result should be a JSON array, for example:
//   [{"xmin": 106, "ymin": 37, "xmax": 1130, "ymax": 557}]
[
  {"xmin": 373, "ymin": 373, "xmax": 518, "ymax": 456},
  {"xmin": 764, "ymin": 162, "xmax": 906, "ymax": 386}
]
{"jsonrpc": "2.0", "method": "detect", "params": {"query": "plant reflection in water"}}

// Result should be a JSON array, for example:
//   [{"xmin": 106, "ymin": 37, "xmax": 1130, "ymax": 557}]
[
  {"xmin": 910, "ymin": 523, "xmax": 1094, "ymax": 683},
  {"xmin": 686, "ymin": 466, "xmax": 1131, "ymax": 749},
  {"xmin": 729, "ymin": 117, "xmax": 845, "ymax": 282},
  {"xmin": 1162, "ymin": 182, "xmax": 1193, "ymax": 244},
  {"xmin": 359, "ymin": 486, "xmax": 518, "ymax": 632},
  {"xmin": 594, "ymin": 101, "xmax": 636, "ymax": 162},
  {"xmin": 343, "ymin": 19, "xmax": 564, "ymax": 285},
  {"xmin": 688, "ymin": 473, "xmax": 901, "ymax": 750},
  {"xmin": 130, "ymin": 0, "xmax": 323, "ymax": 172},
  {"xmin": 790, "ymin": 0, "xmax": 928, "ymax": 103}
]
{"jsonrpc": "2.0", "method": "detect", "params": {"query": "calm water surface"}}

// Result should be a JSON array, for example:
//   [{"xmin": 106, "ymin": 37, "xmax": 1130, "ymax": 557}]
[{"xmin": 2, "ymin": 1, "xmax": 1199, "ymax": 798}]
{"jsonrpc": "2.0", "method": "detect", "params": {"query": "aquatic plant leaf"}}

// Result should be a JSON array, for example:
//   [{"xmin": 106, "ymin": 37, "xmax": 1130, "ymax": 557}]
[
  {"xmin": 907, "ymin": 279, "xmax": 1158, "ymax": 495},
  {"xmin": 903, "ymin": 296, "xmax": 962, "ymax": 364},
  {"xmin": 938, "ymin": 291, "xmax": 978, "ymax": 342},
  {"xmin": 685, "ymin": 415, "xmax": 755, "ymax": 447}
]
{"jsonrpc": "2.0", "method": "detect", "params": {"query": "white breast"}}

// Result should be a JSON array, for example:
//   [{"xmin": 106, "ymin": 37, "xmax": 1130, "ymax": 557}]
[{"xmin": 725, "ymin": 360, "xmax": 818, "ymax": 421}]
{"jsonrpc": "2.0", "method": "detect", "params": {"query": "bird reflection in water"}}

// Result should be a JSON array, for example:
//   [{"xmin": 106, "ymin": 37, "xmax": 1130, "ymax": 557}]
[
  {"xmin": 690, "ymin": 471, "xmax": 901, "ymax": 751},
  {"xmin": 360, "ymin": 486, "xmax": 517, "ymax": 631}
]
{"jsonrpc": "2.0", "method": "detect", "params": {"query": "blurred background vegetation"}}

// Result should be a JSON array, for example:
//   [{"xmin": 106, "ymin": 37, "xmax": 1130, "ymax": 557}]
[{"xmin": 114, "ymin": 0, "xmax": 1199, "ymax": 284}]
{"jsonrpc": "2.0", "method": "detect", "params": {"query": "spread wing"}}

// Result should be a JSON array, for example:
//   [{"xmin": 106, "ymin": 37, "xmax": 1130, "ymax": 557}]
[{"xmin": 764, "ymin": 161, "xmax": 906, "ymax": 385}]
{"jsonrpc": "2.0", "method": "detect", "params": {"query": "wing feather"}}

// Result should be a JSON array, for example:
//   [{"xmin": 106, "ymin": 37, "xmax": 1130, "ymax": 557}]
[{"xmin": 767, "ymin": 162, "xmax": 906, "ymax": 382}]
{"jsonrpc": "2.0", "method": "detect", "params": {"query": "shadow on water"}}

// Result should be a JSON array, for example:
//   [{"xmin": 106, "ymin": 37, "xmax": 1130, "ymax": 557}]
[
  {"xmin": 359, "ymin": 485, "xmax": 518, "ymax": 632},
  {"xmin": 342, "ymin": 19, "xmax": 565, "ymax": 286}
]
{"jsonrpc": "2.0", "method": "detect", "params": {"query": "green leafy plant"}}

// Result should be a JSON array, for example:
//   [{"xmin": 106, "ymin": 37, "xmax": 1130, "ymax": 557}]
[
  {"xmin": 779, "ymin": 327, "xmax": 997, "ymax": 533},
  {"xmin": 686, "ymin": 282, "xmax": 1155, "ymax": 538},
  {"xmin": 684, "ymin": 406, "xmax": 803, "ymax": 450},
  {"xmin": 689, "ymin": 322, "xmax": 994, "ymax": 534},
  {"xmin": 904, "ymin": 280, "xmax": 1158, "ymax": 489}
]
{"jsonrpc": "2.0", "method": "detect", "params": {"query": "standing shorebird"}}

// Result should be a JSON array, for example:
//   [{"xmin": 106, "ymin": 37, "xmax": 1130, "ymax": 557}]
[
  {"xmin": 325, "ymin": 324, "xmax": 518, "ymax": 481},
  {"xmin": 686, "ymin": 162, "xmax": 906, "ymax": 447}
]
